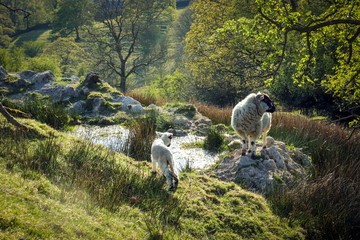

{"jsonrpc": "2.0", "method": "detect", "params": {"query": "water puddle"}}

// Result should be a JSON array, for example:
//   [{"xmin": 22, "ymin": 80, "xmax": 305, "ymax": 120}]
[{"xmin": 68, "ymin": 125, "xmax": 219, "ymax": 174}]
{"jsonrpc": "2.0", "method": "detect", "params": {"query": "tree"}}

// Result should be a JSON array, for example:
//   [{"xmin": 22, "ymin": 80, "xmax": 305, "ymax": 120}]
[
  {"xmin": 185, "ymin": 0, "xmax": 273, "ymax": 106},
  {"xmin": 41, "ymin": 37, "xmax": 88, "ymax": 75},
  {"xmin": 186, "ymin": 0, "xmax": 360, "ymax": 124},
  {"xmin": 254, "ymin": 0, "xmax": 360, "ymax": 125},
  {"xmin": 51, "ymin": 0, "xmax": 93, "ymax": 41},
  {"xmin": 88, "ymin": 0, "xmax": 175, "ymax": 93},
  {"xmin": 0, "ymin": 9, "xmax": 15, "ymax": 47}
]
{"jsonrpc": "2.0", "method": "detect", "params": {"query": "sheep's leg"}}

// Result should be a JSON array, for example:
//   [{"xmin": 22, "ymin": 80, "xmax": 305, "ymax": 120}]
[
  {"xmin": 248, "ymin": 135, "xmax": 256, "ymax": 158},
  {"xmin": 241, "ymin": 138, "xmax": 248, "ymax": 156},
  {"xmin": 262, "ymin": 131, "xmax": 267, "ymax": 149}
]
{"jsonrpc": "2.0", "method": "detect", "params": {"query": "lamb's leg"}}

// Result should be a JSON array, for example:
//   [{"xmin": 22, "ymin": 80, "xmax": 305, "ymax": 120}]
[
  {"xmin": 158, "ymin": 159, "xmax": 175, "ymax": 191},
  {"xmin": 168, "ymin": 159, "xmax": 178, "ymax": 190},
  {"xmin": 151, "ymin": 155, "xmax": 157, "ymax": 174}
]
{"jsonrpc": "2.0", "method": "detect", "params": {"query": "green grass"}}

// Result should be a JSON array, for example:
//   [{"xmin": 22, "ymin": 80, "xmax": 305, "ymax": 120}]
[
  {"xmin": 0, "ymin": 113, "xmax": 303, "ymax": 239},
  {"xmin": 11, "ymin": 29, "xmax": 52, "ymax": 47}
]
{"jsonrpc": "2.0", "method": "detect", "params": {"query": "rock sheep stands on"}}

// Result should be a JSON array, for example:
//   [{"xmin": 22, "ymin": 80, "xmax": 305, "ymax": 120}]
[
  {"xmin": 216, "ymin": 137, "xmax": 312, "ymax": 192},
  {"xmin": 231, "ymin": 92, "xmax": 275, "ymax": 158},
  {"xmin": 151, "ymin": 132, "xmax": 179, "ymax": 191}
]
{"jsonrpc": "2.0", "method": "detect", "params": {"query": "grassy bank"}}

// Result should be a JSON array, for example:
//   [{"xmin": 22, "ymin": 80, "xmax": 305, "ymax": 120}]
[{"xmin": 0, "ymin": 114, "xmax": 303, "ymax": 239}]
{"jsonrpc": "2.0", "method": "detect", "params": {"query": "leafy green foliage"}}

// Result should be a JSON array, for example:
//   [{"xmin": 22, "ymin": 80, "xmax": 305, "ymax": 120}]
[
  {"xmin": 51, "ymin": 0, "xmax": 93, "ymax": 41},
  {"xmin": 203, "ymin": 127, "xmax": 225, "ymax": 153},
  {"xmin": 26, "ymin": 56, "xmax": 61, "ymax": 76},
  {"xmin": 0, "ymin": 10, "xmax": 15, "ymax": 47},
  {"xmin": 41, "ymin": 37, "xmax": 89, "ymax": 75},
  {"xmin": 22, "ymin": 40, "xmax": 45, "ymax": 57},
  {"xmin": 0, "ymin": 47, "xmax": 23, "ymax": 72},
  {"xmin": 89, "ymin": 0, "xmax": 175, "ymax": 93},
  {"xmin": 20, "ymin": 94, "xmax": 70, "ymax": 129}
]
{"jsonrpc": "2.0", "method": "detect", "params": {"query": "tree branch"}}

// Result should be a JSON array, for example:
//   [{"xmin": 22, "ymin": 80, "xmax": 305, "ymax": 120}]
[
  {"xmin": 0, "ymin": 2, "xmax": 31, "ymax": 19},
  {"xmin": 0, "ymin": 102, "xmax": 28, "ymax": 131}
]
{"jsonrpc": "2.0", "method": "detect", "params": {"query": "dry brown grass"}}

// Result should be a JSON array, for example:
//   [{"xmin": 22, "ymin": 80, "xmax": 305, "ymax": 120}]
[
  {"xmin": 127, "ymin": 89, "xmax": 169, "ymax": 107},
  {"xmin": 190, "ymin": 100, "xmax": 233, "ymax": 125}
]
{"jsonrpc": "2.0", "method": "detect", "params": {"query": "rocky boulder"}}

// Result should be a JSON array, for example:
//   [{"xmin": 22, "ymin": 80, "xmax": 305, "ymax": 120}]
[
  {"xmin": 83, "ymin": 72, "xmax": 101, "ymax": 86},
  {"xmin": 215, "ymin": 137, "xmax": 312, "ymax": 192}
]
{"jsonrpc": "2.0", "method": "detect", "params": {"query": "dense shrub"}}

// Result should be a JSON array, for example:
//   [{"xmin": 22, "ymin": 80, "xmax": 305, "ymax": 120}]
[
  {"xmin": 0, "ymin": 47, "xmax": 23, "ymax": 72},
  {"xmin": 21, "ymin": 94, "xmax": 70, "ymax": 129},
  {"xmin": 26, "ymin": 56, "xmax": 61, "ymax": 76},
  {"xmin": 203, "ymin": 127, "xmax": 225, "ymax": 153},
  {"xmin": 22, "ymin": 41, "xmax": 45, "ymax": 58}
]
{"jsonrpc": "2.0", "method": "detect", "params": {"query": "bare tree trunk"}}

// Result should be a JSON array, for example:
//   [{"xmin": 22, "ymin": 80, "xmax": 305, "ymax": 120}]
[{"xmin": 0, "ymin": 102, "xmax": 28, "ymax": 131}]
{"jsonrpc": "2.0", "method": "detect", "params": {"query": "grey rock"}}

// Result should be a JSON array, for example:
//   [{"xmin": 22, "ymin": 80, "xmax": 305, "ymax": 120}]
[
  {"xmin": 18, "ymin": 70, "xmax": 37, "ymax": 80},
  {"xmin": 32, "ymin": 70, "xmax": 55, "ymax": 85},
  {"xmin": 261, "ymin": 146, "xmax": 286, "ymax": 170},
  {"xmin": 120, "ymin": 96, "xmax": 141, "ymax": 111},
  {"xmin": 13, "ymin": 78, "xmax": 31, "ymax": 88},
  {"xmin": 70, "ymin": 101, "xmax": 85, "ymax": 114},
  {"xmin": 215, "ymin": 140, "xmax": 312, "ymax": 193},
  {"xmin": 195, "ymin": 117, "xmax": 212, "ymax": 126},
  {"xmin": 127, "ymin": 104, "xmax": 144, "ymax": 114},
  {"xmin": 61, "ymin": 85, "xmax": 78, "ymax": 101},
  {"xmin": 92, "ymin": 97, "xmax": 105, "ymax": 114},
  {"xmin": 83, "ymin": 72, "xmax": 101, "ymax": 86},
  {"xmin": 174, "ymin": 116, "xmax": 192, "ymax": 129},
  {"xmin": 167, "ymin": 128, "xmax": 188, "ymax": 137}
]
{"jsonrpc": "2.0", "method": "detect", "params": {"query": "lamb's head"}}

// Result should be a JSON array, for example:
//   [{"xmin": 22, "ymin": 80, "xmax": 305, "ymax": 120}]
[
  {"xmin": 161, "ymin": 132, "xmax": 173, "ymax": 147},
  {"xmin": 255, "ymin": 92, "xmax": 276, "ymax": 113}
]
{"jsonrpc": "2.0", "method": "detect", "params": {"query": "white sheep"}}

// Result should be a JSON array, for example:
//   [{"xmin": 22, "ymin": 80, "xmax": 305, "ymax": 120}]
[
  {"xmin": 151, "ymin": 132, "xmax": 179, "ymax": 191},
  {"xmin": 231, "ymin": 92, "xmax": 275, "ymax": 158}
]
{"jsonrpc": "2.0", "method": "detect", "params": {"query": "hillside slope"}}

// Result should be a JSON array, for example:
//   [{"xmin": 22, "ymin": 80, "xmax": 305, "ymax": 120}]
[{"xmin": 0, "ymin": 115, "xmax": 304, "ymax": 239}]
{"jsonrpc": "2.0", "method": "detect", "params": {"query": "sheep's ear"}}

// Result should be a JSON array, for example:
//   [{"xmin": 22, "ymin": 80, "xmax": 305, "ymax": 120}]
[{"xmin": 256, "ymin": 93, "xmax": 264, "ymax": 101}]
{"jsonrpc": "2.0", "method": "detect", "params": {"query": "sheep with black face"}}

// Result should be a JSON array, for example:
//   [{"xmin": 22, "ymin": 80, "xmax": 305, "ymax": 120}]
[
  {"xmin": 231, "ymin": 92, "xmax": 276, "ymax": 158},
  {"xmin": 151, "ymin": 132, "xmax": 178, "ymax": 191}
]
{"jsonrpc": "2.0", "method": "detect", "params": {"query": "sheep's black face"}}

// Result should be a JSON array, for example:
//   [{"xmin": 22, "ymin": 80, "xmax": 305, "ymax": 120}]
[
  {"xmin": 167, "ymin": 135, "xmax": 172, "ymax": 147},
  {"xmin": 263, "ymin": 95, "xmax": 276, "ymax": 113}
]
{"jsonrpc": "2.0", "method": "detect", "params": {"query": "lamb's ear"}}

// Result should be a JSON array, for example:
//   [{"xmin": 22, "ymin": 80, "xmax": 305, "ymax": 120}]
[{"xmin": 256, "ymin": 93, "xmax": 264, "ymax": 101}]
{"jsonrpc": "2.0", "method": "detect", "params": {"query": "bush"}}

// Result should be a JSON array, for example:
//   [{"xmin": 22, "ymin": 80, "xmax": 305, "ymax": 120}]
[
  {"xmin": 26, "ymin": 56, "xmax": 61, "ymax": 76},
  {"xmin": 22, "ymin": 41, "xmax": 45, "ymax": 57},
  {"xmin": 21, "ymin": 93, "xmax": 70, "ymax": 129},
  {"xmin": 0, "ymin": 47, "xmax": 23, "ymax": 72},
  {"xmin": 174, "ymin": 104, "xmax": 197, "ymax": 119},
  {"xmin": 203, "ymin": 127, "xmax": 225, "ymax": 153}
]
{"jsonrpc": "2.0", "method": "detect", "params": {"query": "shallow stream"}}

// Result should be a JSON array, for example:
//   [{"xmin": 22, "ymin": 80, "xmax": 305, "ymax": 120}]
[{"xmin": 69, "ymin": 125, "xmax": 219, "ymax": 174}]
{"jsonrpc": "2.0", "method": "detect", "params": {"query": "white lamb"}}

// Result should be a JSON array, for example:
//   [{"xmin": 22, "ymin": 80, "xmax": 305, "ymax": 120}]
[
  {"xmin": 231, "ymin": 92, "xmax": 276, "ymax": 158},
  {"xmin": 151, "ymin": 132, "xmax": 179, "ymax": 191}
]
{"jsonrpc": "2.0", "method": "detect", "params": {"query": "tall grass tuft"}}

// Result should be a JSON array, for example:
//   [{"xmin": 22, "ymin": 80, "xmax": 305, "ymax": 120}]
[
  {"xmin": 122, "ymin": 112, "xmax": 157, "ymax": 161},
  {"xmin": 268, "ymin": 112, "xmax": 360, "ymax": 239},
  {"xmin": 203, "ymin": 127, "xmax": 225, "ymax": 153},
  {"xmin": 21, "ymin": 94, "xmax": 70, "ymax": 129}
]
